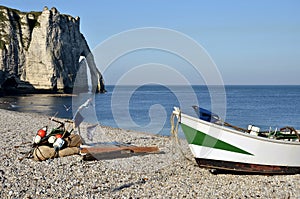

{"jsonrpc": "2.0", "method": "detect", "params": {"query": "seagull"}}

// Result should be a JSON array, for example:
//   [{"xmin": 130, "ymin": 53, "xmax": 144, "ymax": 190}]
[
  {"xmin": 9, "ymin": 102, "xmax": 18, "ymax": 108},
  {"xmin": 63, "ymin": 105, "xmax": 71, "ymax": 111}
]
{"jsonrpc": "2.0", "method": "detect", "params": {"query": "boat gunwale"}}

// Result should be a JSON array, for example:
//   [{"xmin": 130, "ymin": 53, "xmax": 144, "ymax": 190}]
[{"xmin": 174, "ymin": 110, "xmax": 300, "ymax": 146}]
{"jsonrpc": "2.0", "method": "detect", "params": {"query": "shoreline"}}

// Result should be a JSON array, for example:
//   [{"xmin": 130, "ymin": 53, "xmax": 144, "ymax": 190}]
[
  {"xmin": 0, "ymin": 109, "xmax": 299, "ymax": 198},
  {"xmin": 0, "ymin": 92, "xmax": 76, "ymax": 97}
]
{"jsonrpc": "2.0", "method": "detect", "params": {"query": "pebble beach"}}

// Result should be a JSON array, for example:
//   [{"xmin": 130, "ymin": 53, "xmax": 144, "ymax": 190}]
[{"xmin": 0, "ymin": 109, "xmax": 299, "ymax": 198}]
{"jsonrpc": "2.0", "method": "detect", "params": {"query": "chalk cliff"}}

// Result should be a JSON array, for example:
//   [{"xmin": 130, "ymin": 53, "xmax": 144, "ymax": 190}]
[{"xmin": 0, "ymin": 6, "xmax": 105, "ymax": 94}]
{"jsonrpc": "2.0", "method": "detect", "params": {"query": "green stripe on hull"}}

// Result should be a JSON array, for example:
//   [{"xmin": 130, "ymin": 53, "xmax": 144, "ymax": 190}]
[{"xmin": 181, "ymin": 123, "xmax": 253, "ymax": 156}]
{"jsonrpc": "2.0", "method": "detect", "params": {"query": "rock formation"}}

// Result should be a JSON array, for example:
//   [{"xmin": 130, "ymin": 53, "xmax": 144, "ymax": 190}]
[{"xmin": 0, "ymin": 5, "xmax": 105, "ymax": 94}]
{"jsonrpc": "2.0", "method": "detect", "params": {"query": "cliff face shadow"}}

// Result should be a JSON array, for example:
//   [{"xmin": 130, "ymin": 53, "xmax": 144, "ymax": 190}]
[
  {"xmin": 0, "ymin": 75, "xmax": 53, "ymax": 96},
  {"xmin": 1, "ymin": 75, "xmax": 34, "ymax": 96},
  {"xmin": 0, "ymin": 74, "xmax": 75, "ymax": 96}
]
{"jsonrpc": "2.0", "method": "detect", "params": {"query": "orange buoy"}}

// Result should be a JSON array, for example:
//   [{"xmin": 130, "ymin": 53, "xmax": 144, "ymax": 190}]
[
  {"xmin": 37, "ymin": 129, "xmax": 46, "ymax": 138},
  {"xmin": 34, "ymin": 126, "xmax": 47, "ymax": 144},
  {"xmin": 55, "ymin": 134, "xmax": 63, "ymax": 138}
]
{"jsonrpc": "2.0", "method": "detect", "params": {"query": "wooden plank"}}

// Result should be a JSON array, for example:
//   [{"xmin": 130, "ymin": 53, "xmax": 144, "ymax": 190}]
[
  {"xmin": 80, "ymin": 146, "xmax": 159, "ymax": 154},
  {"xmin": 80, "ymin": 145, "xmax": 160, "ymax": 161}
]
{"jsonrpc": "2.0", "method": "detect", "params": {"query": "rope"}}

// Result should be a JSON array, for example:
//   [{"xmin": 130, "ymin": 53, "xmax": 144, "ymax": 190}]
[
  {"xmin": 170, "ymin": 111, "xmax": 195, "ymax": 163},
  {"xmin": 18, "ymin": 147, "xmax": 34, "ymax": 161},
  {"xmin": 223, "ymin": 121, "xmax": 249, "ymax": 132},
  {"xmin": 280, "ymin": 126, "xmax": 300, "ymax": 142}
]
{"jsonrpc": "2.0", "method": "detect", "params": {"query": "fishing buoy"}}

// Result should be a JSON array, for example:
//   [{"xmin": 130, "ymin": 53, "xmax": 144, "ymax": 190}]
[
  {"xmin": 33, "ymin": 136, "xmax": 42, "ymax": 144},
  {"xmin": 34, "ymin": 127, "xmax": 47, "ymax": 144},
  {"xmin": 37, "ymin": 129, "xmax": 46, "ymax": 138},
  {"xmin": 48, "ymin": 136, "xmax": 56, "ymax": 144},
  {"xmin": 55, "ymin": 134, "xmax": 63, "ymax": 139},
  {"xmin": 53, "ymin": 138, "xmax": 65, "ymax": 151}
]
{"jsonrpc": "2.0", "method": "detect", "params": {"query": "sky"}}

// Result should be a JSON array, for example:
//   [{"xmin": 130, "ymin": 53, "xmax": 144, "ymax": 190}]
[{"xmin": 1, "ymin": 0, "xmax": 299, "ymax": 85}]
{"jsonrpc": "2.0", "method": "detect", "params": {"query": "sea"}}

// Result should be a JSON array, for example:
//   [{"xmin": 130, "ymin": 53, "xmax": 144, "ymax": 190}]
[{"xmin": 1, "ymin": 85, "xmax": 300, "ymax": 136}]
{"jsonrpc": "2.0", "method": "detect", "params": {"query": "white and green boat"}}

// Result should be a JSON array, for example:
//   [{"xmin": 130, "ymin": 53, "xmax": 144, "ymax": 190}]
[{"xmin": 172, "ymin": 107, "xmax": 300, "ymax": 174}]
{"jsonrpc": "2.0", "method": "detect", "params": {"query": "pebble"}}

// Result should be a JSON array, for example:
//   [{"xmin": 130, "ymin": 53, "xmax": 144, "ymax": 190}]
[{"xmin": 0, "ymin": 109, "xmax": 299, "ymax": 198}]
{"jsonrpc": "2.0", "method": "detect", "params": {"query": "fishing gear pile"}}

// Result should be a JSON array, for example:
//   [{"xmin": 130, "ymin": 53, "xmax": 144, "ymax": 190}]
[{"xmin": 29, "ymin": 118, "xmax": 82, "ymax": 161}]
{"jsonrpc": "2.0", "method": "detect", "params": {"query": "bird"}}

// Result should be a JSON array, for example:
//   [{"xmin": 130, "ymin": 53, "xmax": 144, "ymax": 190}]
[
  {"xmin": 63, "ymin": 105, "xmax": 71, "ymax": 112},
  {"xmin": 9, "ymin": 102, "xmax": 18, "ymax": 108}
]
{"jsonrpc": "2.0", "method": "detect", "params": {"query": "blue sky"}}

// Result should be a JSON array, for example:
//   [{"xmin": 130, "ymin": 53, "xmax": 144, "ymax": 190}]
[{"xmin": 1, "ymin": 0, "xmax": 299, "ymax": 85}]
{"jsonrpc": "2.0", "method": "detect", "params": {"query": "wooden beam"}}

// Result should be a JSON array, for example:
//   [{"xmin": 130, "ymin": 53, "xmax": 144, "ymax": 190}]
[{"xmin": 80, "ymin": 146, "xmax": 159, "ymax": 154}]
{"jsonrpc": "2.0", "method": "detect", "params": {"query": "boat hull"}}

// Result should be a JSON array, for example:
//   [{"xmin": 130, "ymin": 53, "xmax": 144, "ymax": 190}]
[
  {"xmin": 195, "ymin": 158, "xmax": 300, "ymax": 174},
  {"xmin": 175, "ymin": 110, "xmax": 300, "ymax": 174}
]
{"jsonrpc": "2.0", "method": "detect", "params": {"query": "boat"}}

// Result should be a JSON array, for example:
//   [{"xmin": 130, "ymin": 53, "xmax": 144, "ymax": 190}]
[{"xmin": 171, "ymin": 106, "xmax": 300, "ymax": 174}]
